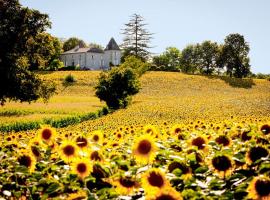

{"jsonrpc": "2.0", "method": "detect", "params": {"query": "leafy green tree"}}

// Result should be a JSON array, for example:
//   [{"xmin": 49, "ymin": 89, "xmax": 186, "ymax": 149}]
[
  {"xmin": 152, "ymin": 47, "xmax": 181, "ymax": 71},
  {"xmin": 197, "ymin": 41, "xmax": 220, "ymax": 75},
  {"xmin": 120, "ymin": 56, "xmax": 149, "ymax": 77},
  {"xmin": 27, "ymin": 32, "xmax": 62, "ymax": 70},
  {"xmin": 219, "ymin": 33, "xmax": 251, "ymax": 78},
  {"xmin": 0, "ymin": 0, "xmax": 55, "ymax": 105},
  {"xmin": 180, "ymin": 44, "xmax": 200, "ymax": 73},
  {"xmin": 63, "ymin": 37, "xmax": 87, "ymax": 52},
  {"xmin": 121, "ymin": 14, "xmax": 153, "ymax": 61},
  {"xmin": 95, "ymin": 67, "xmax": 140, "ymax": 109}
]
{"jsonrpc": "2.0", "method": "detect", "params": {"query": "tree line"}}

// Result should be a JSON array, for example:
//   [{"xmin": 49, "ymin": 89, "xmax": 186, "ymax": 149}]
[{"xmin": 151, "ymin": 34, "xmax": 251, "ymax": 78}]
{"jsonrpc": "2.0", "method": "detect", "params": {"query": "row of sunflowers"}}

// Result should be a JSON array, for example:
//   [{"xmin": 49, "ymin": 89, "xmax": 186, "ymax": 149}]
[{"xmin": 0, "ymin": 119, "xmax": 270, "ymax": 199}]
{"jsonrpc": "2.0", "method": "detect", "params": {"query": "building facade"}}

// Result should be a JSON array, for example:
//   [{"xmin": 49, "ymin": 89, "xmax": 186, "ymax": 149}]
[{"xmin": 60, "ymin": 38, "xmax": 121, "ymax": 70}]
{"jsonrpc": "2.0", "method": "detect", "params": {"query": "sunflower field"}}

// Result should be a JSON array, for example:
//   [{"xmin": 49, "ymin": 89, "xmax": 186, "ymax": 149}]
[{"xmin": 0, "ymin": 71, "xmax": 270, "ymax": 199}]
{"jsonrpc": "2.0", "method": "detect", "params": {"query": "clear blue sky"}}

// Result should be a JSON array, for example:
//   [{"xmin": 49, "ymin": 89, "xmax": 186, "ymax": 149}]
[{"xmin": 21, "ymin": 0, "xmax": 270, "ymax": 73}]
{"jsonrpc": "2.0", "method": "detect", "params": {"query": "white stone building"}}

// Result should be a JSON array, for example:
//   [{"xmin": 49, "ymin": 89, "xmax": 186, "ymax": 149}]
[{"xmin": 60, "ymin": 38, "xmax": 121, "ymax": 70}]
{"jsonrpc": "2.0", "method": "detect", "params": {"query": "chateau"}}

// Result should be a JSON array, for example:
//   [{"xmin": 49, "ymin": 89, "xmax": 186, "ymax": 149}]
[{"xmin": 60, "ymin": 38, "xmax": 121, "ymax": 70}]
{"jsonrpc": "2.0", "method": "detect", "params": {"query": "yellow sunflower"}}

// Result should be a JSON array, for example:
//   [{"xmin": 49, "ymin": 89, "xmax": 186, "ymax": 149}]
[
  {"xmin": 71, "ymin": 157, "xmax": 92, "ymax": 180},
  {"xmin": 190, "ymin": 135, "xmax": 208, "ymax": 151},
  {"xmin": 142, "ymin": 168, "xmax": 170, "ymax": 194},
  {"xmin": 247, "ymin": 176, "xmax": 270, "ymax": 200},
  {"xmin": 132, "ymin": 134, "xmax": 157, "ymax": 164},
  {"xmin": 146, "ymin": 187, "xmax": 183, "ymax": 200},
  {"xmin": 59, "ymin": 140, "xmax": 78, "ymax": 163},
  {"xmin": 17, "ymin": 151, "xmax": 36, "ymax": 173},
  {"xmin": 37, "ymin": 126, "xmax": 56, "ymax": 144},
  {"xmin": 112, "ymin": 175, "xmax": 140, "ymax": 195},
  {"xmin": 143, "ymin": 125, "xmax": 161, "ymax": 139},
  {"xmin": 88, "ymin": 150, "xmax": 104, "ymax": 162},
  {"xmin": 89, "ymin": 130, "xmax": 104, "ymax": 145}
]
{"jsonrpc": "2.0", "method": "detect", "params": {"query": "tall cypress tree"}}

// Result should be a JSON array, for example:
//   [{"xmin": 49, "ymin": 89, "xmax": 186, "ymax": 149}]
[{"xmin": 121, "ymin": 14, "xmax": 153, "ymax": 61}]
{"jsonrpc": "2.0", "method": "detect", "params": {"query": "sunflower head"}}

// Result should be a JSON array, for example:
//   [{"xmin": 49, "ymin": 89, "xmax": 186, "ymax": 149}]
[
  {"xmin": 246, "ymin": 146, "xmax": 269, "ymax": 164},
  {"xmin": 71, "ymin": 158, "xmax": 92, "ymax": 179},
  {"xmin": 142, "ymin": 168, "xmax": 170, "ymax": 195},
  {"xmin": 90, "ymin": 130, "xmax": 103, "ymax": 144},
  {"xmin": 212, "ymin": 155, "xmax": 232, "ymax": 173},
  {"xmin": 146, "ymin": 187, "xmax": 183, "ymax": 200},
  {"xmin": 59, "ymin": 140, "xmax": 78, "ymax": 163},
  {"xmin": 247, "ymin": 176, "xmax": 270, "ymax": 200},
  {"xmin": 215, "ymin": 135, "xmax": 231, "ymax": 146},
  {"xmin": 75, "ymin": 136, "xmax": 89, "ymax": 149},
  {"xmin": 17, "ymin": 151, "xmax": 36, "ymax": 173},
  {"xmin": 38, "ymin": 126, "xmax": 56, "ymax": 143},
  {"xmin": 260, "ymin": 124, "xmax": 270, "ymax": 135},
  {"xmin": 89, "ymin": 150, "xmax": 104, "ymax": 162},
  {"xmin": 191, "ymin": 136, "xmax": 208, "ymax": 150},
  {"xmin": 132, "ymin": 134, "xmax": 157, "ymax": 164},
  {"xmin": 113, "ymin": 175, "xmax": 139, "ymax": 195}
]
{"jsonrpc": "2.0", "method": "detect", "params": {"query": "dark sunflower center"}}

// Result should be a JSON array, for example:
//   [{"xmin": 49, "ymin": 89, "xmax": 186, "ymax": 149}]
[
  {"xmin": 77, "ymin": 163, "xmax": 87, "ymax": 173},
  {"xmin": 248, "ymin": 146, "xmax": 269, "ymax": 163},
  {"xmin": 192, "ymin": 137, "xmax": 206, "ymax": 149},
  {"xmin": 63, "ymin": 145, "xmax": 75, "ymax": 156},
  {"xmin": 174, "ymin": 128, "xmax": 181, "ymax": 134},
  {"xmin": 156, "ymin": 194, "xmax": 177, "ymax": 200},
  {"xmin": 42, "ymin": 129, "xmax": 52, "ymax": 140},
  {"xmin": 18, "ymin": 155, "xmax": 32, "ymax": 168},
  {"xmin": 215, "ymin": 135, "xmax": 230, "ymax": 146},
  {"xmin": 90, "ymin": 151, "xmax": 102, "ymax": 161},
  {"xmin": 119, "ymin": 177, "xmax": 136, "ymax": 188},
  {"xmin": 212, "ymin": 155, "xmax": 232, "ymax": 171},
  {"xmin": 146, "ymin": 129, "xmax": 153, "ymax": 134},
  {"xmin": 137, "ymin": 139, "xmax": 152, "ymax": 154},
  {"xmin": 261, "ymin": 124, "xmax": 270, "ymax": 135},
  {"xmin": 241, "ymin": 131, "xmax": 252, "ymax": 141},
  {"xmin": 76, "ymin": 137, "xmax": 88, "ymax": 148},
  {"xmin": 93, "ymin": 135, "xmax": 99, "ymax": 142},
  {"xmin": 254, "ymin": 179, "xmax": 270, "ymax": 196},
  {"xmin": 147, "ymin": 171, "xmax": 164, "ymax": 188},
  {"xmin": 117, "ymin": 133, "xmax": 122, "ymax": 138}
]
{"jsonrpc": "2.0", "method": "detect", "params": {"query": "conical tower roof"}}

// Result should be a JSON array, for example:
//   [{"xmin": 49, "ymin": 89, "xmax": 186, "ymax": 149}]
[{"xmin": 104, "ymin": 38, "xmax": 120, "ymax": 51}]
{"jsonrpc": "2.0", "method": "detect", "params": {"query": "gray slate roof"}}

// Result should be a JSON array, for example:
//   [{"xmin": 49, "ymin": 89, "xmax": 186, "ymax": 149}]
[
  {"xmin": 104, "ymin": 38, "xmax": 120, "ymax": 51},
  {"xmin": 61, "ymin": 37, "xmax": 120, "ymax": 55}
]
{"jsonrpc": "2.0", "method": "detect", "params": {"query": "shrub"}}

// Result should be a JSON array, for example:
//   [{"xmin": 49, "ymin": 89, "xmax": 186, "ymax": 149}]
[
  {"xmin": 48, "ymin": 59, "xmax": 64, "ymax": 71},
  {"xmin": 120, "ymin": 56, "xmax": 149, "ymax": 77},
  {"xmin": 95, "ymin": 67, "xmax": 140, "ymax": 109},
  {"xmin": 63, "ymin": 74, "xmax": 76, "ymax": 85}
]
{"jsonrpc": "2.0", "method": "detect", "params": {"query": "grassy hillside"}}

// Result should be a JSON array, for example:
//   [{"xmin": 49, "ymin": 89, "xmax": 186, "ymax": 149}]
[
  {"xmin": 0, "ymin": 71, "xmax": 269, "ymax": 132},
  {"xmin": 61, "ymin": 71, "xmax": 270, "ymax": 133}
]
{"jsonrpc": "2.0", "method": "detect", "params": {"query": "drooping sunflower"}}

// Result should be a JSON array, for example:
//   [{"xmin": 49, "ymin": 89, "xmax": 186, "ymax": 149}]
[
  {"xmin": 247, "ymin": 176, "xmax": 270, "ymax": 200},
  {"xmin": 142, "ymin": 168, "xmax": 170, "ymax": 194},
  {"xmin": 246, "ymin": 146, "xmax": 269, "ymax": 165},
  {"xmin": 112, "ymin": 175, "xmax": 140, "ymax": 195},
  {"xmin": 146, "ymin": 187, "xmax": 183, "ymax": 200},
  {"xmin": 59, "ymin": 140, "xmax": 78, "ymax": 163},
  {"xmin": 71, "ymin": 157, "xmax": 92, "ymax": 180},
  {"xmin": 132, "ymin": 134, "xmax": 157, "ymax": 164},
  {"xmin": 17, "ymin": 151, "xmax": 36, "ymax": 173},
  {"xmin": 168, "ymin": 161, "xmax": 192, "ymax": 180},
  {"xmin": 38, "ymin": 126, "xmax": 56, "ymax": 144}
]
